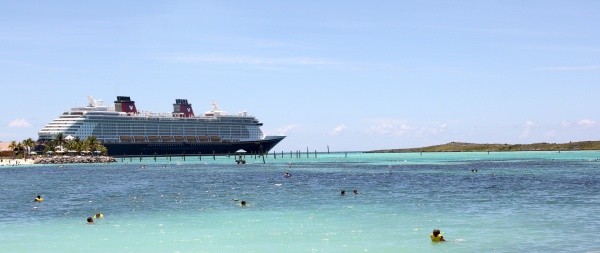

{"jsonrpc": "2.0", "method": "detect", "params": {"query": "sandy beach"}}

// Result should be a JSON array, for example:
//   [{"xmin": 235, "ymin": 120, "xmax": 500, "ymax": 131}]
[
  {"xmin": 0, "ymin": 156, "xmax": 116, "ymax": 165},
  {"xmin": 0, "ymin": 158, "xmax": 35, "ymax": 166}
]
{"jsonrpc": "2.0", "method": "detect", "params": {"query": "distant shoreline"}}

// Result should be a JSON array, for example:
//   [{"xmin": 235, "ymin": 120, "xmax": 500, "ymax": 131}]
[{"xmin": 366, "ymin": 141, "xmax": 600, "ymax": 153}]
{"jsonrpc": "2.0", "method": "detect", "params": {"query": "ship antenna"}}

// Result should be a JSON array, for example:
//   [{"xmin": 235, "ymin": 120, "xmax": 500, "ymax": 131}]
[
  {"xmin": 211, "ymin": 101, "xmax": 220, "ymax": 112},
  {"xmin": 87, "ymin": 96, "xmax": 96, "ymax": 107}
]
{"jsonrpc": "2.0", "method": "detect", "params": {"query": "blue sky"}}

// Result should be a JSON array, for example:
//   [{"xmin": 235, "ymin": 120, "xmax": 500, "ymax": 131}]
[{"xmin": 1, "ymin": 1, "xmax": 599, "ymax": 152}]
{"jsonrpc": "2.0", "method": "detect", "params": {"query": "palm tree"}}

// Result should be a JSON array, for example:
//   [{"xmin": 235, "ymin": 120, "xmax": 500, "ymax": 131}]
[
  {"xmin": 72, "ymin": 137, "xmax": 83, "ymax": 154},
  {"xmin": 44, "ymin": 140, "xmax": 56, "ymax": 155},
  {"xmin": 8, "ymin": 141, "xmax": 18, "ymax": 159},
  {"xmin": 21, "ymin": 138, "xmax": 35, "ymax": 159},
  {"xmin": 54, "ymin": 133, "xmax": 66, "ymax": 151},
  {"xmin": 15, "ymin": 143, "xmax": 24, "ymax": 159},
  {"xmin": 85, "ymin": 136, "xmax": 100, "ymax": 153},
  {"xmin": 82, "ymin": 136, "xmax": 109, "ymax": 155},
  {"xmin": 80, "ymin": 140, "xmax": 91, "ymax": 155},
  {"xmin": 64, "ymin": 139, "xmax": 74, "ymax": 156},
  {"xmin": 96, "ymin": 145, "xmax": 108, "ymax": 156}
]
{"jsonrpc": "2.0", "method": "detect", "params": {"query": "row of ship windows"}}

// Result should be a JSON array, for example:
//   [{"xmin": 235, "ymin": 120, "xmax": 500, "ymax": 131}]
[
  {"xmin": 89, "ymin": 128, "xmax": 253, "ymax": 134},
  {"xmin": 43, "ymin": 128, "xmax": 253, "ymax": 134},
  {"xmin": 59, "ymin": 114, "xmax": 254, "ymax": 119},
  {"xmin": 43, "ymin": 125, "xmax": 251, "ymax": 131},
  {"xmin": 85, "ymin": 117, "xmax": 256, "ymax": 123},
  {"xmin": 52, "ymin": 117, "xmax": 255, "ymax": 122},
  {"xmin": 47, "ymin": 123, "xmax": 254, "ymax": 128},
  {"xmin": 92, "ymin": 133, "xmax": 252, "ymax": 137},
  {"xmin": 46, "ymin": 126, "xmax": 259, "ymax": 132},
  {"xmin": 46, "ymin": 132, "xmax": 255, "ymax": 138},
  {"xmin": 82, "ymin": 130, "xmax": 253, "ymax": 134},
  {"xmin": 89, "ymin": 129, "xmax": 251, "ymax": 134}
]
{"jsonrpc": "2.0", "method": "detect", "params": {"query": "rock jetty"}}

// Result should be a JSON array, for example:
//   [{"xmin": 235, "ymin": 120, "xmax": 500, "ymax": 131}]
[{"xmin": 34, "ymin": 156, "xmax": 116, "ymax": 164}]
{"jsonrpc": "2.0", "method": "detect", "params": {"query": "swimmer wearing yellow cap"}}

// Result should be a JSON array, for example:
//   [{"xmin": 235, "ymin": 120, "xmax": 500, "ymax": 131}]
[
  {"xmin": 94, "ymin": 213, "xmax": 104, "ymax": 219},
  {"xmin": 34, "ymin": 195, "xmax": 44, "ymax": 202},
  {"xmin": 430, "ymin": 229, "xmax": 445, "ymax": 242}
]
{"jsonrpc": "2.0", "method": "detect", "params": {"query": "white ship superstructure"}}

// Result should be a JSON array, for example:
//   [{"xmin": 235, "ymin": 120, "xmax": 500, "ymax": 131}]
[{"xmin": 38, "ymin": 96, "xmax": 285, "ymax": 156}]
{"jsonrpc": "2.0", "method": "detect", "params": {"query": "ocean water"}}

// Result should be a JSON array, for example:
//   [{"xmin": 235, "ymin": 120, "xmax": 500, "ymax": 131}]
[{"xmin": 1, "ymin": 151, "xmax": 599, "ymax": 253}]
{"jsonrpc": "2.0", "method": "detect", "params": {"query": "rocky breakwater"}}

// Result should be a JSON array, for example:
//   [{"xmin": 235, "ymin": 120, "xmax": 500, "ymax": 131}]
[{"xmin": 34, "ymin": 156, "xmax": 116, "ymax": 164}]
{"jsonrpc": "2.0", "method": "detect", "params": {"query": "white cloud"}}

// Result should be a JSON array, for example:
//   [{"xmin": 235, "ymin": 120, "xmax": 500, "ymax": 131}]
[
  {"xmin": 154, "ymin": 54, "xmax": 412, "ymax": 72},
  {"xmin": 157, "ymin": 54, "xmax": 343, "ymax": 67},
  {"xmin": 577, "ymin": 119, "xmax": 597, "ymax": 128},
  {"xmin": 329, "ymin": 124, "xmax": 347, "ymax": 136},
  {"xmin": 7, "ymin": 119, "xmax": 32, "ymax": 128},
  {"xmin": 367, "ymin": 119, "xmax": 446, "ymax": 137},
  {"xmin": 543, "ymin": 65, "xmax": 600, "ymax": 71},
  {"xmin": 278, "ymin": 124, "xmax": 297, "ymax": 135},
  {"xmin": 545, "ymin": 129, "xmax": 558, "ymax": 138},
  {"xmin": 368, "ymin": 120, "xmax": 414, "ymax": 137},
  {"xmin": 520, "ymin": 121, "xmax": 535, "ymax": 138},
  {"xmin": 544, "ymin": 120, "xmax": 599, "ymax": 141},
  {"xmin": 427, "ymin": 123, "xmax": 447, "ymax": 135},
  {"xmin": 559, "ymin": 119, "xmax": 597, "ymax": 129}
]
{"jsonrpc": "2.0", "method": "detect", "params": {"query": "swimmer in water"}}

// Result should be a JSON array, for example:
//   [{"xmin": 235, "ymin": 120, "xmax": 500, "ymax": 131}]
[
  {"xmin": 34, "ymin": 195, "xmax": 44, "ymax": 202},
  {"xmin": 87, "ymin": 217, "xmax": 94, "ymax": 224},
  {"xmin": 340, "ymin": 190, "xmax": 346, "ymax": 196},
  {"xmin": 284, "ymin": 172, "xmax": 292, "ymax": 178},
  {"xmin": 430, "ymin": 229, "xmax": 445, "ymax": 242},
  {"xmin": 241, "ymin": 200, "xmax": 247, "ymax": 207},
  {"xmin": 94, "ymin": 213, "xmax": 104, "ymax": 219},
  {"xmin": 353, "ymin": 189, "xmax": 358, "ymax": 194}
]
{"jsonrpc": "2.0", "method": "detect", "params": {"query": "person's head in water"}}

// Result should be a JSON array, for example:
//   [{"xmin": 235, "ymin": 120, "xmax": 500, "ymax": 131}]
[
  {"xmin": 340, "ymin": 190, "xmax": 346, "ymax": 196},
  {"xmin": 353, "ymin": 189, "xmax": 358, "ymax": 194},
  {"xmin": 431, "ymin": 228, "xmax": 445, "ymax": 242},
  {"xmin": 241, "ymin": 200, "xmax": 247, "ymax": 207},
  {"xmin": 87, "ymin": 217, "xmax": 94, "ymax": 224},
  {"xmin": 94, "ymin": 213, "xmax": 104, "ymax": 219}
]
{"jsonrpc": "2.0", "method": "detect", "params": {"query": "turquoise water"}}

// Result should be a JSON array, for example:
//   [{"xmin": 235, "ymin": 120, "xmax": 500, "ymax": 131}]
[{"xmin": 1, "ymin": 152, "xmax": 599, "ymax": 252}]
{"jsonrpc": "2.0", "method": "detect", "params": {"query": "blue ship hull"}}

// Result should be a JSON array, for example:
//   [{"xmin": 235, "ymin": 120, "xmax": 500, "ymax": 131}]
[{"xmin": 104, "ymin": 136, "xmax": 285, "ymax": 156}]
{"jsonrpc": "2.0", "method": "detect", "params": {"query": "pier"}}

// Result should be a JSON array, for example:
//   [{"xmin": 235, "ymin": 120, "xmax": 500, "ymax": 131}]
[{"xmin": 113, "ymin": 146, "xmax": 345, "ymax": 164}]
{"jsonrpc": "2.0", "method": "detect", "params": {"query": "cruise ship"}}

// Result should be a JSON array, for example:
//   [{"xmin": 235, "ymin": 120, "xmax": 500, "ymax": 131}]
[{"xmin": 38, "ymin": 96, "xmax": 285, "ymax": 156}]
